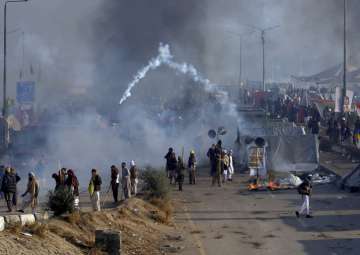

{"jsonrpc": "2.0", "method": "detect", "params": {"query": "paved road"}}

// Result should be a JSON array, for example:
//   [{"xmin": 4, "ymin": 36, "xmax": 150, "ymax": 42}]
[{"xmin": 174, "ymin": 174, "xmax": 360, "ymax": 255}]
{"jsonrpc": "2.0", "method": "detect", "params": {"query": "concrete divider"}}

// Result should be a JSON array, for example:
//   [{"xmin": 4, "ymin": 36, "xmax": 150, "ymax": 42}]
[
  {"xmin": 20, "ymin": 214, "xmax": 36, "ymax": 226},
  {"xmin": 0, "ymin": 212, "xmax": 50, "ymax": 231},
  {"xmin": 0, "ymin": 217, "xmax": 4, "ymax": 231},
  {"xmin": 4, "ymin": 215, "xmax": 20, "ymax": 225}
]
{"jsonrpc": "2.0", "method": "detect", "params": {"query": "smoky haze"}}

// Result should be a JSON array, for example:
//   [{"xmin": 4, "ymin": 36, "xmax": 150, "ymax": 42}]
[{"xmin": 0, "ymin": 0, "xmax": 359, "ymax": 185}]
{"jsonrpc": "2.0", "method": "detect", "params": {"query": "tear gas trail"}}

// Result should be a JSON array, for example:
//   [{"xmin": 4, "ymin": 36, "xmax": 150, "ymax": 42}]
[{"xmin": 119, "ymin": 43, "xmax": 236, "ymax": 115}]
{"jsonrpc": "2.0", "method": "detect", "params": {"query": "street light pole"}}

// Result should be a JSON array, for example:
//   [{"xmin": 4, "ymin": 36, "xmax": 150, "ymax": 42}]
[
  {"xmin": 341, "ymin": 0, "xmax": 347, "ymax": 115},
  {"xmin": 239, "ymin": 35, "xmax": 242, "ymax": 86},
  {"xmin": 247, "ymin": 25, "xmax": 279, "ymax": 91},
  {"xmin": 226, "ymin": 30, "xmax": 253, "ymax": 86},
  {"xmin": 3, "ymin": 0, "xmax": 28, "ymax": 148},
  {"xmin": 261, "ymin": 30, "xmax": 265, "ymax": 91}
]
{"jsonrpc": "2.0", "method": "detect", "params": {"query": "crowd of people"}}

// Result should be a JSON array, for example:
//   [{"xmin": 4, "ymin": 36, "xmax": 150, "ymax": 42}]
[
  {"xmin": 51, "ymin": 161, "xmax": 139, "ymax": 212},
  {"xmin": 0, "ymin": 166, "xmax": 39, "ymax": 213},
  {"xmin": 0, "ymin": 160, "xmax": 140, "ymax": 214},
  {"xmin": 164, "ymin": 141, "xmax": 235, "ymax": 191}
]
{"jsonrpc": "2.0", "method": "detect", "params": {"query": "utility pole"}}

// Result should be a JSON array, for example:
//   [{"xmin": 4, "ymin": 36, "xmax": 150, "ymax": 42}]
[
  {"xmin": 262, "ymin": 30, "xmax": 265, "ymax": 91},
  {"xmin": 3, "ymin": 0, "xmax": 28, "ymax": 148},
  {"xmin": 341, "ymin": 0, "xmax": 347, "ymax": 115},
  {"xmin": 239, "ymin": 36, "xmax": 243, "ymax": 86},
  {"xmin": 247, "ymin": 25, "xmax": 280, "ymax": 91},
  {"xmin": 226, "ymin": 30, "xmax": 253, "ymax": 86}
]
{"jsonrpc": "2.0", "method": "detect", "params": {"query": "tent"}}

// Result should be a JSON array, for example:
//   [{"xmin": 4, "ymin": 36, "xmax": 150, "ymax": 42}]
[
  {"xmin": 236, "ymin": 117, "xmax": 319, "ymax": 172},
  {"xmin": 340, "ymin": 164, "xmax": 360, "ymax": 191}
]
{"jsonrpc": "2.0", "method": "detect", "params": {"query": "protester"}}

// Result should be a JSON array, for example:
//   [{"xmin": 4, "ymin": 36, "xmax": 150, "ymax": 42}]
[
  {"xmin": 296, "ymin": 175, "xmax": 313, "ymax": 218},
  {"xmin": 213, "ymin": 140, "xmax": 223, "ymax": 187},
  {"xmin": 0, "ymin": 165, "xmax": 4, "ymax": 199},
  {"xmin": 52, "ymin": 173, "xmax": 61, "ymax": 191},
  {"xmin": 165, "ymin": 147, "xmax": 178, "ymax": 184},
  {"xmin": 177, "ymin": 156, "xmax": 185, "ymax": 191},
  {"xmin": 307, "ymin": 117, "xmax": 320, "ymax": 136},
  {"xmin": 130, "ymin": 160, "xmax": 139, "ymax": 196},
  {"xmin": 227, "ymin": 150, "xmax": 235, "ymax": 181},
  {"xmin": 222, "ymin": 150, "xmax": 230, "ymax": 183},
  {"xmin": 1, "ymin": 167, "xmax": 18, "ymax": 212},
  {"xmin": 340, "ymin": 119, "xmax": 351, "ymax": 144},
  {"xmin": 121, "ymin": 162, "xmax": 131, "ymax": 199},
  {"xmin": 10, "ymin": 168, "xmax": 21, "ymax": 210},
  {"xmin": 88, "ymin": 169, "xmax": 102, "ymax": 212},
  {"xmin": 66, "ymin": 169, "xmax": 80, "ymax": 209},
  {"xmin": 18, "ymin": 172, "xmax": 39, "ymax": 214},
  {"xmin": 188, "ymin": 151, "xmax": 197, "ymax": 185},
  {"xmin": 110, "ymin": 165, "xmax": 120, "ymax": 203},
  {"xmin": 353, "ymin": 118, "xmax": 360, "ymax": 149},
  {"xmin": 207, "ymin": 144, "xmax": 216, "ymax": 178},
  {"xmin": 56, "ymin": 168, "xmax": 67, "ymax": 190}
]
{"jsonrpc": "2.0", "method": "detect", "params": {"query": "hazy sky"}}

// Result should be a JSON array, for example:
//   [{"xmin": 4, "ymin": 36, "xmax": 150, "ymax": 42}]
[{"xmin": 0, "ymin": 0, "xmax": 359, "ymax": 103}]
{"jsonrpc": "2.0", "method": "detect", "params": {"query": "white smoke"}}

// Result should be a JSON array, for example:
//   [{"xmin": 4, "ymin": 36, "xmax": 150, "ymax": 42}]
[{"xmin": 119, "ymin": 43, "xmax": 237, "ymax": 116}]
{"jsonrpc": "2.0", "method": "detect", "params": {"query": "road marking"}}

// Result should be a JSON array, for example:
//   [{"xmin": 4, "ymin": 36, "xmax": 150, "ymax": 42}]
[{"xmin": 182, "ymin": 203, "xmax": 207, "ymax": 255}]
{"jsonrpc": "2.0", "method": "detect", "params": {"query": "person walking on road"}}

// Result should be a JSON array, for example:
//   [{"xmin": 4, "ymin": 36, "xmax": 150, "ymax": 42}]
[
  {"xmin": 66, "ymin": 169, "xmax": 80, "ymax": 209},
  {"xmin": 121, "ymin": 162, "xmax": 131, "ymax": 199},
  {"xmin": 10, "ymin": 168, "xmax": 21, "ymax": 209},
  {"xmin": 177, "ymin": 156, "xmax": 186, "ymax": 191},
  {"xmin": 0, "ymin": 165, "xmax": 5, "ymax": 200},
  {"xmin": 188, "ymin": 151, "xmax": 197, "ymax": 185},
  {"xmin": 18, "ymin": 172, "xmax": 39, "ymax": 214},
  {"xmin": 207, "ymin": 144, "xmax": 216, "ymax": 180},
  {"xmin": 296, "ymin": 175, "xmax": 313, "ymax": 218},
  {"xmin": 110, "ymin": 165, "xmax": 120, "ymax": 203},
  {"xmin": 165, "ymin": 148, "xmax": 178, "ymax": 184},
  {"xmin": 227, "ymin": 150, "xmax": 235, "ymax": 181},
  {"xmin": 222, "ymin": 150, "xmax": 230, "ymax": 183},
  {"xmin": 213, "ymin": 140, "xmax": 223, "ymax": 187},
  {"xmin": 88, "ymin": 169, "xmax": 102, "ymax": 212},
  {"xmin": 1, "ymin": 167, "xmax": 18, "ymax": 212},
  {"xmin": 130, "ymin": 160, "xmax": 139, "ymax": 196}
]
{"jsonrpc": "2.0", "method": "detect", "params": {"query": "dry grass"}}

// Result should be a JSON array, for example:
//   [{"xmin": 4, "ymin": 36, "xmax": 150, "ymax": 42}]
[
  {"xmin": 6, "ymin": 222, "xmax": 22, "ymax": 234},
  {"xmin": 88, "ymin": 248, "xmax": 105, "ymax": 255},
  {"xmin": 66, "ymin": 211, "xmax": 81, "ymax": 225},
  {"xmin": 149, "ymin": 197, "xmax": 173, "ymax": 224},
  {"xmin": 26, "ymin": 222, "xmax": 48, "ymax": 238}
]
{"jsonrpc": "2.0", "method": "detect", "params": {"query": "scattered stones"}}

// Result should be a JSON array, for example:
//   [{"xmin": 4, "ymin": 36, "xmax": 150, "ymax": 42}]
[
  {"xmin": 165, "ymin": 234, "xmax": 184, "ymax": 241},
  {"xmin": 160, "ymin": 244, "xmax": 184, "ymax": 253}
]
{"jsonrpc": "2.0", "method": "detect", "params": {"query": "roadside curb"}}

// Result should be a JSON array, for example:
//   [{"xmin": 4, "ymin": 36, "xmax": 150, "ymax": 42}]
[{"xmin": 0, "ymin": 212, "xmax": 49, "ymax": 232}]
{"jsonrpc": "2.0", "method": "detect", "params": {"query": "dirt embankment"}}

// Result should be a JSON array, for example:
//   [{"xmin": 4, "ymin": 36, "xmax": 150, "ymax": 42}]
[{"xmin": 0, "ymin": 198, "xmax": 175, "ymax": 255}]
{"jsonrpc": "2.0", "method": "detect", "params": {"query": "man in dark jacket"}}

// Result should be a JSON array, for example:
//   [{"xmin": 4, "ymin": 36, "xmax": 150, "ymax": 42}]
[
  {"xmin": 165, "ymin": 148, "xmax": 178, "ymax": 184},
  {"xmin": 213, "ymin": 141, "xmax": 223, "ymax": 187},
  {"xmin": 296, "ymin": 176, "xmax": 313, "ymax": 218},
  {"xmin": 110, "ymin": 165, "xmax": 120, "ymax": 203},
  {"xmin": 177, "ymin": 157, "xmax": 186, "ymax": 191},
  {"xmin": 207, "ymin": 144, "xmax": 216, "ymax": 178},
  {"xmin": 1, "ymin": 167, "xmax": 18, "ymax": 212},
  {"xmin": 307, "ymin": 117, "xmax": 319, "ymax": 135}
]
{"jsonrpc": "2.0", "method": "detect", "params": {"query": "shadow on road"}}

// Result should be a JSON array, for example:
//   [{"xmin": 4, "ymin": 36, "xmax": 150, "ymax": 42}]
[
  {"xmin": 281, "ymin": 214, "xmax": 360, "ymax": 232},
  {"xmin": 298, "ymin": 238, "xmax": 360, "ymax": 255}
]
